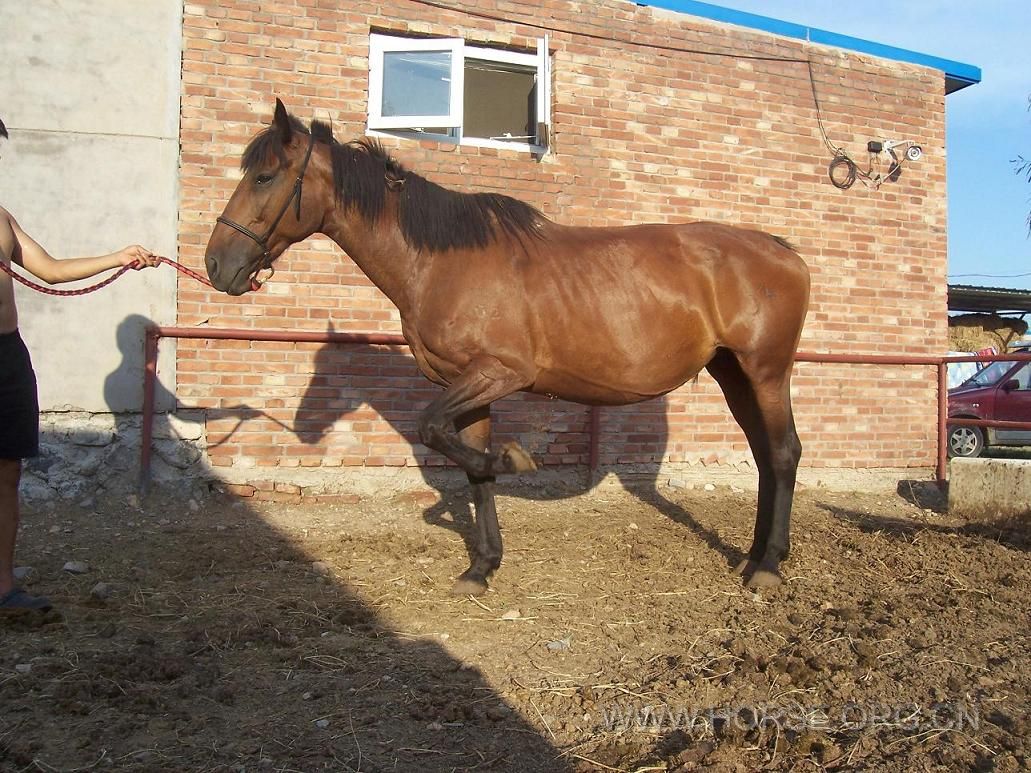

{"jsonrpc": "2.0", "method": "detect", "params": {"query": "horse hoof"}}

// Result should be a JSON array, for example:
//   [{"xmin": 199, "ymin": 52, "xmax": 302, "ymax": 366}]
[
  {"xmin": 501, "ymin": 442, "xmax": 537, "ymax": 473},
  {"xmin": 452, "ymin": 577, "xmax": 489, "ymax": 596},
  {"xmin": 733, "ymin": 559, "xmax": 758, "ymax": 577},
  {"xmin": 746, "ymin": 569, "xmax": 783, "ymax": 589}
]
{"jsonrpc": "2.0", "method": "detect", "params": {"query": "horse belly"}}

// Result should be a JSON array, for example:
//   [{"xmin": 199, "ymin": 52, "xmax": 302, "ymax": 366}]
[{"xmin": 531, "ymin": 308, "xmax": 716, "ymax": 404}]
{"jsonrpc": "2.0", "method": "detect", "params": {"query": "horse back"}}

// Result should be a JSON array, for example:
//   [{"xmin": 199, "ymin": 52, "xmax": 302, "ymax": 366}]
[{"xmin": 532, "ymin": 219, "xmax": 809, "ymax": 336}]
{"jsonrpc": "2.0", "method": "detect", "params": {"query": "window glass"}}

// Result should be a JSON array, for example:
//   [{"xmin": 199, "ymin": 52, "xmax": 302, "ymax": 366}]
[
  {"xmin": 381, "ymin": 50, "xmax": 453, "ymax": 118},
  {"xmin": 368, "ymin": 33, "xmax": 550, "ymax": 150},
  {"xmin": 967, "ymin": 361, "xmax": 1016, "ymax": 387},
  {"xmin": 1014, "ymin": 363, "xmax": 1030, "ymax": 390}
]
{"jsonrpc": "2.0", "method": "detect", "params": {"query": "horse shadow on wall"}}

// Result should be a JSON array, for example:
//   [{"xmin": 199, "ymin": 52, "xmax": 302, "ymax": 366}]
[{"xmin": 293, "ymin": 329, "xmax": 740, "ymax": 568}]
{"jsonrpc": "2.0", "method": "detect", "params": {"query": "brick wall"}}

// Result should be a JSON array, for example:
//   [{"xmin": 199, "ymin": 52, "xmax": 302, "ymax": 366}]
[{"xmin": 178, "ymin": 0, "xmax": 947, "ymax": 490}]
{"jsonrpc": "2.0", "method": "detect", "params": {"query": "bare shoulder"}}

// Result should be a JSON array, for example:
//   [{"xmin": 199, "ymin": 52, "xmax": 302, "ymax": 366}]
[
  {"xmin": 0, "ymin": 206, "xmax": 16, "ymax": 233},
  {"xmin": 0, "ymin": 206, "xmax": 17, "ymax": 258}
]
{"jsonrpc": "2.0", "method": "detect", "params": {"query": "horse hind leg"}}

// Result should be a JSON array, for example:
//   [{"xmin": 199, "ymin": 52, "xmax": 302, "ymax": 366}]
[
  {"xmin": 451, "ymin": 406, "xmax": 503, "ymax": 596},
  {"xmin": 705, "ymin": 348, "xmax": 802, "ymax": 589}
]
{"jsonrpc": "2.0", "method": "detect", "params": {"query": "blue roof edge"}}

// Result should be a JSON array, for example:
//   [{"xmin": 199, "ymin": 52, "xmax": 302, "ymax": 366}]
[{"xmin": 638, "ymin": 0, "xmax": 982, "ymax": 93}]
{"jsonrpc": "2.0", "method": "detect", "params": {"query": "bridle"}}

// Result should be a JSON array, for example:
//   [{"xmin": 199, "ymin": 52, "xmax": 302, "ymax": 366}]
[{"xmin": 215, "ymin": 130, "xmax": 316, "ymax": 283}]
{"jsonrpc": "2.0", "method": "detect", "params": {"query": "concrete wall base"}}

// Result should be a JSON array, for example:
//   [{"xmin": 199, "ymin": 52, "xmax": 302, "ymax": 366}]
[
  {"xmin": 948, "ymin": 458, "xmax": 1031, "ymax": 525},
  {"xmin": 24, "ymin": 411, "xmax": 936, "ymax": 504}
]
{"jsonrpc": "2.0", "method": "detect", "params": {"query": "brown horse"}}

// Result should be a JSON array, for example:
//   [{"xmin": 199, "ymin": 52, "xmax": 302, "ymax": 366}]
[{"xmin": 205, "ymin": 99, "xmax": 810, "ymax": 593}]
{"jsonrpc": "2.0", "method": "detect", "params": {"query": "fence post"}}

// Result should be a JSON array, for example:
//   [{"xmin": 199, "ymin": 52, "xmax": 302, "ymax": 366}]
[
  {"xmin": 139, "ymin": 327, "xmax": 160, "ymax": 495},
  {"xmin": 936, "ymin": 360, "xmax": 948, "ymax": 487}
]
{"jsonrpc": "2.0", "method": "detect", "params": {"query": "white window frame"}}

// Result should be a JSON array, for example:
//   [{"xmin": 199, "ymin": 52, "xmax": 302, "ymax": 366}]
[
  {"xmin": 368, "ymin": 35, "xmax": 465, "ymax": 130},
  {"xmin": 368, "ymin": 33, "xmax": 551, "ymax": 153}
]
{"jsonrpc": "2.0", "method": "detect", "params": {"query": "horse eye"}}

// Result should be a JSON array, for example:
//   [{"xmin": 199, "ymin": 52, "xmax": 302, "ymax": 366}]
[{"xmin": 255, "ymin": 173, "xmax": 274, "ymax": 185}]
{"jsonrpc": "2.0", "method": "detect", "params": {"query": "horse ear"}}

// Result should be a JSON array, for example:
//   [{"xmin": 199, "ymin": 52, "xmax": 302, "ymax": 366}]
[{"xmin": 272, "ymin": 98, "xmax": 292, "ymax": 144}]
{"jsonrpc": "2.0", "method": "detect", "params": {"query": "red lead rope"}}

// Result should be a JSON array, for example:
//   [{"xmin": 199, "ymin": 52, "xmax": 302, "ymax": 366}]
[{"xmin": 0, "ymin": 257, "xmax": 213, "ymax": 296}]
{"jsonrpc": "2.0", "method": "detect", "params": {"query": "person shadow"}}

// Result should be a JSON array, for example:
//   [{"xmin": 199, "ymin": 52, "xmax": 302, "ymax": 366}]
[
  {"xmin": 23, "ymin": 313, "xmax": 190, "ymax": 503},
  {"xmin": 295, "ymin": 326, "xmax": 743, "ymax": 572},
  {"xmin": 103, "ymin": 314, "xmax": 293, "ymax": 494}
]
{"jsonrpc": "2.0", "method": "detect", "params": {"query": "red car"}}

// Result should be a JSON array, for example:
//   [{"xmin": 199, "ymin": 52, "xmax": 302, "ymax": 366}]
[{"xmin": 947, "ymin": 344, "xmax": 1031, "ymax": 457}]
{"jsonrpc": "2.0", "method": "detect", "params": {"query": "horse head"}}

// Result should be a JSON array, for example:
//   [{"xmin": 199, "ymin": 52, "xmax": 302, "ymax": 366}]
[{"xmin": 205, "ymin": 99, "xmax": 326, "ymax": 295}]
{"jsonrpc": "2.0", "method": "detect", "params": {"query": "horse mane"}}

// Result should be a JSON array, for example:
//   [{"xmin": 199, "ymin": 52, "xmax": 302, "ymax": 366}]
[
  {"xmin": 770, "ymin": 234, "xmax": 797, "ymax": 253},
  {"xmin": 241, "ymin": 113, "xmax": 546, "ymax": 253}
]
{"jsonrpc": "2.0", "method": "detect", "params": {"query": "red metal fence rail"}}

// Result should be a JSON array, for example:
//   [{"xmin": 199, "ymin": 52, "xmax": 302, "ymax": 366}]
[{"xmin": 140, "ymin": 326, "xmax": 1031, "ymax": 492}]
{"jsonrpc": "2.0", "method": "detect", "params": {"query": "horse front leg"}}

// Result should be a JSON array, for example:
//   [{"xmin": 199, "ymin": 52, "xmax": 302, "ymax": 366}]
[
  {"xmin": 417, "ymin": 357, "xmax": 535, "ymax": 595},
  {"xmin": 417, "ymin": 356, "xmax": 536, "ymax": 478},
  {"xmin": 451, "ymin": 406, "xmax": 503, "ymax": 596}
]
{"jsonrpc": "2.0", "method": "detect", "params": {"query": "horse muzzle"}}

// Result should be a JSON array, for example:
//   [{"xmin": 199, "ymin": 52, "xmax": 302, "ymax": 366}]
[{"xmin": 205, "ymin": 253, "xmax": 259, "ymax": 295}]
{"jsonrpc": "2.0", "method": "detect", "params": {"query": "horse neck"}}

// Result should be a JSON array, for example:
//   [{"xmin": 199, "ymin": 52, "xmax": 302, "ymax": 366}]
[{"xmin": 321, "ymin": 209, "xmax": 420, "ymax": 315}]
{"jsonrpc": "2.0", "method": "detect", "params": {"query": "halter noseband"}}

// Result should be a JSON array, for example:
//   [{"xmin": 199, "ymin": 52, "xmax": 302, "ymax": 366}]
[{"xmin": 216, "ymin": 130, "xmax": 317, "ymax": 281}]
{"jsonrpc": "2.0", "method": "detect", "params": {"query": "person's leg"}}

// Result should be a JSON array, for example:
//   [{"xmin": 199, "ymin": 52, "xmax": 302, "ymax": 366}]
[
  {"xmin": 0, "ymin": 456, "xmax": 51, "ymax": 611},
  {"xmin": 0, "ymin": 330, "xmax": 50, "ymax": 611},
  {"xmin": 0, "ymin": 457, "xmax": 21, "ymax": 597}
]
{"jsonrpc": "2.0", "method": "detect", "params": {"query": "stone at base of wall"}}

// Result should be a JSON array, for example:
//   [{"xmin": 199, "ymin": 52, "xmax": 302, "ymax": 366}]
[
  {"xmin": 22, "ymin": 411, "xmax": 209, "ymax": 505},
  {"xmin": 22, "ymin": 412, "xmax": 936, "ymax": 503}
]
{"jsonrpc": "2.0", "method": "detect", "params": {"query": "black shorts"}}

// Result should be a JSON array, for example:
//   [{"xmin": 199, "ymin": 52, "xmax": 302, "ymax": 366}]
[{"xmin": 0, "ymin": 329, "xmax": 40, "ymax": 459}]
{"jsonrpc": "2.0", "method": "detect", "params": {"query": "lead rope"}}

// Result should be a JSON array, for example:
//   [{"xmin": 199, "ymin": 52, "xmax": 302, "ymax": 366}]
[{"xmin": 0, "ymin": 257, "xmax": 213, "ymax": 296}]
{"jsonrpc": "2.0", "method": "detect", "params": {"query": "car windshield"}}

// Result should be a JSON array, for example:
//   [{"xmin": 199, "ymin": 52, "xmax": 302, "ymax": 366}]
[{"xmin": 965, "ymin": 359, "xmax": 1019, "ymax": 387}]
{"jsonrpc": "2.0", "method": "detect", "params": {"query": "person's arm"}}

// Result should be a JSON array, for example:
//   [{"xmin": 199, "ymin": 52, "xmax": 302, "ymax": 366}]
[{"xmin": 5, "ymin": 208, "xmax": 160, "ymax": 284}]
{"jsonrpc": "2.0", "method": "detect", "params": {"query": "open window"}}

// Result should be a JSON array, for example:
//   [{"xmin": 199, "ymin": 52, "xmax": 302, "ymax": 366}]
[{"xmin": 368, "ymin": 33, "xmax": 551, "ymax": 152}]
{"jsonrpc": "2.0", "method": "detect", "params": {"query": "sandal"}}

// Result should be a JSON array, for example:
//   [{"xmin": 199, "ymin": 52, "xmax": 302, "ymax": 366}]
[{"xmin": 0, "ymin": 587, "xmax": 53, "ymax": 614}]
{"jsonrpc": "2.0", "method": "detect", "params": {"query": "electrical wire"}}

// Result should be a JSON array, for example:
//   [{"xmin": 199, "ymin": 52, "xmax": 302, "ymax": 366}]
[
  {"xmin": 806, "ymin": 58, "xmax": 885, "ymax": 191},
  {"xmin": 403, "ymin": 0, "xmax": 815, "ymax": 63},
  {"xmin": 828, "ymin": 153, "xmax": 858, "ymax": 190}
]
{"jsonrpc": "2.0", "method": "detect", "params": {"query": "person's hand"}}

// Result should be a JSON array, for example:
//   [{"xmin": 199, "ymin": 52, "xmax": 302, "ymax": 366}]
[{"xmin": 117, "ymin": 245, "xmax": 161, "ymax": 269}]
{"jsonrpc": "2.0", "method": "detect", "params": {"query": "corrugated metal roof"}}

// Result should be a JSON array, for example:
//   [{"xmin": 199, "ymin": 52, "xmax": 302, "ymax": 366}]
[
  {"xmin": 638, "ymin": 0, "xmax": 981, "ymax": 93},
  {"xmin": 949, "ymin": 285, "xmax": 1031, "ymax": 314}
]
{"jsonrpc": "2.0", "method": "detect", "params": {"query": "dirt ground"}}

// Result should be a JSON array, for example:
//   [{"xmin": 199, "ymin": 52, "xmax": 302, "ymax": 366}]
[{"xmin": 2, "ymin": 479, "xmax": 1028, "ymax": 772}]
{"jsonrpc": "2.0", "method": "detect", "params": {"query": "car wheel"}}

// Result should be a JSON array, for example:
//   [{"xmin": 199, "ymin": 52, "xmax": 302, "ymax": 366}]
[{"xmin": 948, "ymin": 425, "xmax": 985, "ymax": 458}]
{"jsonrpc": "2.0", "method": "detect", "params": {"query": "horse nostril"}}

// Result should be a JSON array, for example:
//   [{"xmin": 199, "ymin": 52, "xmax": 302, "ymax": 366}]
[{"xmin": 205, "ymin": 255, "xmax": 219, "ymax": 277}]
